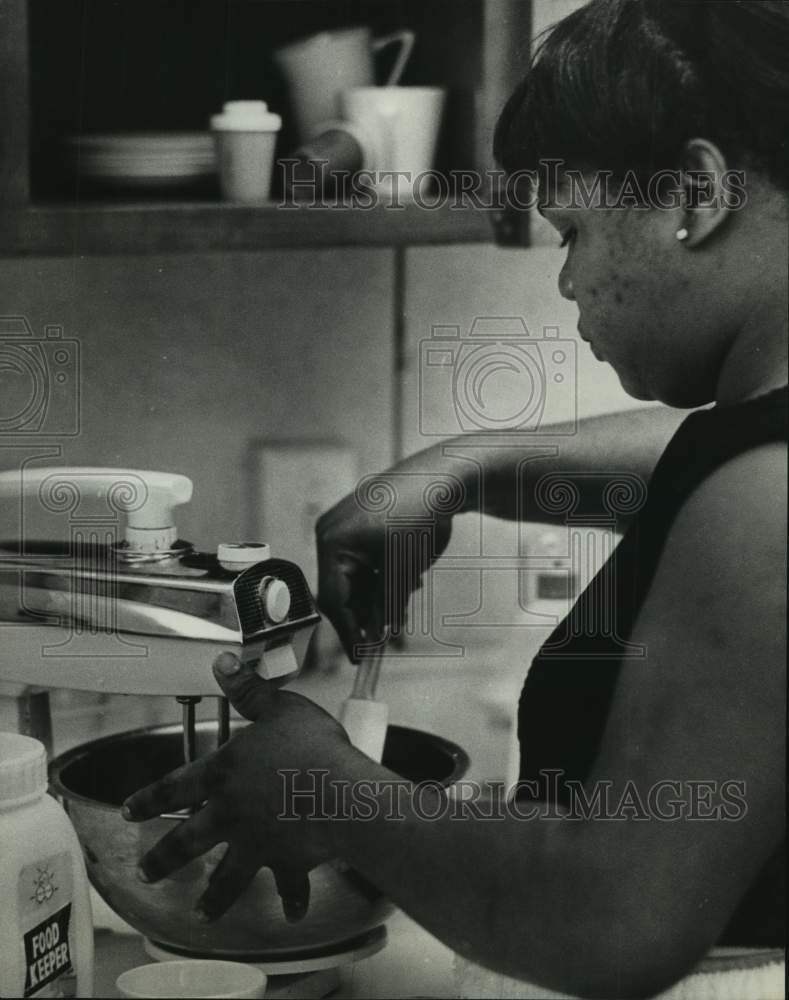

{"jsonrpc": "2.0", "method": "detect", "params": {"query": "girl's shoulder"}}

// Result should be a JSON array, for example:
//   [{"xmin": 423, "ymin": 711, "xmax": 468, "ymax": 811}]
[{"xmin": 660, "ymin": 440, "xmax": 786, "ymax": 617}]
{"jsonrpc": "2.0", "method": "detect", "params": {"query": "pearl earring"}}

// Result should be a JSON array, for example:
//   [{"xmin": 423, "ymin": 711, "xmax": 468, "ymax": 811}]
[{"xmin": 676, "ymin": 227, "xmax": 689, "ymax": 241}]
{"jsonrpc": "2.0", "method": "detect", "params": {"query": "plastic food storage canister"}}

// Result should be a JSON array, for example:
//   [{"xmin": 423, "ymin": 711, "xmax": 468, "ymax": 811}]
[{"xmin": 0, "ymin": 732, "xmax": 94, "ymax": 998}]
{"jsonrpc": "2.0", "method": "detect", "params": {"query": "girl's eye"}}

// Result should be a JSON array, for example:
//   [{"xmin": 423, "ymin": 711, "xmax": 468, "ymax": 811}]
[{"xmin": 559, "ymin": 228, "xmax": 576, "ymax": 249}]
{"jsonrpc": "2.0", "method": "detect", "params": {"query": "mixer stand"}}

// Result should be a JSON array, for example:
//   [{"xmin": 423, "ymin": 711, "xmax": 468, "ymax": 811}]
[{"xmin": 143, "ymin": 925, "xmax": 388, "ymax": 998}]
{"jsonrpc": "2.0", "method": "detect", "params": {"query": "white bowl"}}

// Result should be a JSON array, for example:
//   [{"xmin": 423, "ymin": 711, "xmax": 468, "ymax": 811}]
[{"xmin": 116, "ymin": 959, "xmax": 266, "ymax": 999}]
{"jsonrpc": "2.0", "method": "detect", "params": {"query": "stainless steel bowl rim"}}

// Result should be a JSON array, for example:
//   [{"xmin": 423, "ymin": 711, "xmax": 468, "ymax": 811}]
[{"xmin": 49, "ymin": 719, "xmax": 471, "ymax": 807}]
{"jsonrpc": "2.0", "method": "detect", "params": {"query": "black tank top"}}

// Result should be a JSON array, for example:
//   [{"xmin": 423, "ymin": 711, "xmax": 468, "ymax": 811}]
[{"xmin": 517, "ymin": 385, "xmax": 787, "ymax": 946}]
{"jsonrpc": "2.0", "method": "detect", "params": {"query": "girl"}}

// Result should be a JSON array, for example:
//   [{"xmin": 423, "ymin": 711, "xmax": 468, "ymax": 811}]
[{"xmin": 124, "ymin": 3, "xmax": 787, "ymax": 995}]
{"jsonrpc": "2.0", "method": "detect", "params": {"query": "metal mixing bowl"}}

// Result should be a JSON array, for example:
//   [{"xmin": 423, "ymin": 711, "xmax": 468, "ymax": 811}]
[{"xmin": 50, "ymin": 721, "xmax": 468, "ymax": 958}]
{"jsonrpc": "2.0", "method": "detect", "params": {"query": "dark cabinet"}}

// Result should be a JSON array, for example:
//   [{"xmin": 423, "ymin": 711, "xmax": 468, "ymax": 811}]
[{"xmin": 0, "ymin": 0, "xmax": 536, "ymax": 254}]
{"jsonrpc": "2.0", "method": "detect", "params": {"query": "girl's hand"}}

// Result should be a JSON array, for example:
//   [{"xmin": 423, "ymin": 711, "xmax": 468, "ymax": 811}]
[
  {"xmin": 315, "ymin": 469, "xmax": 461, "ymax": 661},
  {"xmin": 122, "ymin": 653, "xmax": 351, "ymax": 923}
]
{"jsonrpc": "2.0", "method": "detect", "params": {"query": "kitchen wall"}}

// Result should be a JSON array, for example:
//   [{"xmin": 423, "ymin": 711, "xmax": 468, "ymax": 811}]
[
  {"xmin": 1, "ymin": 243, "xmax": 645, "ymax": 543},
  {"xmin": 0, "ymin": 249, "xmax": 395, "ymax": 547}
]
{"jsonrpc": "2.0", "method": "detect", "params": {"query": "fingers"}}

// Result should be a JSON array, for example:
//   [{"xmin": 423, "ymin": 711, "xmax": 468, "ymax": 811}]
[
  {"xmin": 300, "ymin": 625, "xmax": 322, "ymax": 676},
  {"xmin": 335, "ymin": 607, "xmax": 367, "ymax": 664},
  {"xmin": 196, "ymin": 844, "xmax": 260, "ymax": 922},
  {"xmin": 318, "ymin": 555, "xmax": 379, "ymax": 663},
  {"xmin": 387, "ymin": 565, "xmax": 414, "ymax": 643},
  {"xmin": 300, "ymin": 621, "xmax": 345, "ymax": 677},
  {"xmin": 317, "ymin": 553, "xmax": 355, "ymax": 652},
  {"xmin": 318, "ymin": 544, "xmax": 421, "ymax": 660},
  {"xmin": 137, "ymin": 806, "xmax": 223, "ymax": 883},
  {"xmin": 123, "ymin": 758, "xmax": 214, "ymax": 822},
  {"xmin": 213, "ymin": 653, "xmax": 275, "ymax": 721},
  {"xmin": 273, "ymin": 866, "xmax": 311, "ymax": 923}
]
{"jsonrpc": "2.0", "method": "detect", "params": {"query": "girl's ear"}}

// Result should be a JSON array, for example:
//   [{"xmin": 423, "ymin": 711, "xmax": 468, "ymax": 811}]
[{"xmin": 675, "ymin": 139, "xmax": 736, "ymax": 247}]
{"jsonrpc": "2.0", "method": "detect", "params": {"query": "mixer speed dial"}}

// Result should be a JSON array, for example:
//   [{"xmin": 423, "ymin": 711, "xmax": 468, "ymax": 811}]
[{"xmin": 258, "ymin": 576, "xmax": 291, "ymax": 624}]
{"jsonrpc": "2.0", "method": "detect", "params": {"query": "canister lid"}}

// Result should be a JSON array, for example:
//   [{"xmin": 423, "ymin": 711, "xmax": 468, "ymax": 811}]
[
  {"xmin": 210, "ymin": 101, "xmax": 282, "ymax": 132},
  {"xmin": 0, "ymin": 732, "xmax": 47, "ymax": 805}
]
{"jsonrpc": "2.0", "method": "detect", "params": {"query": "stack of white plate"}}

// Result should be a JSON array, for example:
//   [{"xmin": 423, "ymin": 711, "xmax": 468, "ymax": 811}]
[{"xmin": 65, "ymin": 132, "xmax": 217, "ymax": 191}]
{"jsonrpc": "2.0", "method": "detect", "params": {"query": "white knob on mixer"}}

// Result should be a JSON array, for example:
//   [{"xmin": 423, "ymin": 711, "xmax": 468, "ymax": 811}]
[
  {"xmin": 217, "ymin": 542, "xmax": 271, "ymax": 571},
  {"xmin": 259, "ymin": 577, "xmax": 291, "ymax": 623}
]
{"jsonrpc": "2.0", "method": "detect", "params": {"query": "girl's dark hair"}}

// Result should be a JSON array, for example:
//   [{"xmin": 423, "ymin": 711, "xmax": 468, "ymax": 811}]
[{"xmin": 494, "ymin": 0, "xmax": 789, "ymax": 188}]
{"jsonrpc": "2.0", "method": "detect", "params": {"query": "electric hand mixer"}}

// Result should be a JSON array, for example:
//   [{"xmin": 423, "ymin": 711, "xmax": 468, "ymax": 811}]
[{"xmin": 0, "ymin": 467, "xmax": 320, "ymax": 755}]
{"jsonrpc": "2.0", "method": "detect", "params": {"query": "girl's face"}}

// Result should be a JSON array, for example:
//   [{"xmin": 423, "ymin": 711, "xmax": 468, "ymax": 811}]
[{"xmin": 539, "ymin": 173, "xmax": 728, "ymax": 407}]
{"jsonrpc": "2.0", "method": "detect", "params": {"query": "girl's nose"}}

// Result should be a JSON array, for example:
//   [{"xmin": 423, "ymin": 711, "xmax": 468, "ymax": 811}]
[{"xmin": 558, "ymin": 264, "xmax": 575, "ymax": 301}]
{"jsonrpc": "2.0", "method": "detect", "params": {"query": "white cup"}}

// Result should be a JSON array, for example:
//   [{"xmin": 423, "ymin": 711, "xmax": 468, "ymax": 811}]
[
  {"xmin": 210, "ymin": 101, "xmax": 282, "ymax": 203},
  {"xmin": 340, "ymin": 86, "xmax": 446, "ymax": 203},
  {"xmin": 274, "ymin": 27, "xmax": 415, "ymax": 143},
  {"xmin": 116, "ymin": 960, "xmax": 267, "ymax": 999}
]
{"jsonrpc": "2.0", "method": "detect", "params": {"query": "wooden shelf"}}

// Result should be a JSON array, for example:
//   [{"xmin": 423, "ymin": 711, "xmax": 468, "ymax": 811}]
[{"xmin": 0, "ymin": 201, "xmax": 495, "ymax": 256}]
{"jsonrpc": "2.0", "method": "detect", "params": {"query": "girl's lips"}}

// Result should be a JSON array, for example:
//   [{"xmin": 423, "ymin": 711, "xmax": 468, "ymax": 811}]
[
  {"xmin": 591, "ymin": 343, "xmax": 605, "ymax": 361},
  {"xmin": 579, "ymin": 329, "xmax": 604, "ymax": 360}
]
